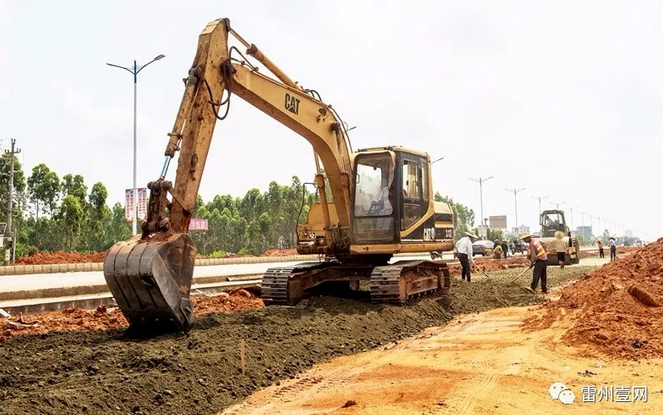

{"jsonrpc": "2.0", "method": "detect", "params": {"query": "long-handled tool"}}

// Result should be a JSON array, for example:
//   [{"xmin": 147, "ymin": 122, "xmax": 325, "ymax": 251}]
[
  {"xmin": 473, "ymin": 262, "xmax": 492, "ymax": 279},
  {"xmin": 508, "ymin": 266, "xmax": 532, "ymax": 285}
]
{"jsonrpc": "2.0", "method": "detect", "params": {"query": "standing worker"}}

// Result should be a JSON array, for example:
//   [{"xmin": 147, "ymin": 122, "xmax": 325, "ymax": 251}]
[
  {"xmin": 549, "ymin": 231, "xmax": 567, "ymax": 269},
  {"xmin": 493, "ymin": 240, "xmax": 503, "ymax": 259},
  {"xmin": 501, "ymin": 240, "xmax": 509, "ymax": 258},
  {"xmin": 520, "ymin": 232, "xmax": 548, "ymax": 294},
  {"xmin": 455, "ymin": 231, "xmax": 478, "ymax": 282},
  {"xmin": 597, "ymin": 240, "xmax": 604, "ymax": 258},
  {"xmin": 609, "ymin": 237, "xmax": 617, "ymax": 261}
]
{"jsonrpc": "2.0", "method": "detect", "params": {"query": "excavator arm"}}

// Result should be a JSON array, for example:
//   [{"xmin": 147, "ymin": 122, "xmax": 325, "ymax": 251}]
[{"xmin": 104, "ymin": 18, "xmax": 354, "ymax": 331}]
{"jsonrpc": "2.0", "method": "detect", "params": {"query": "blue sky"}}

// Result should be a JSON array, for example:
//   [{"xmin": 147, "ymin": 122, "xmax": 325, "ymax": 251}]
[{"xmin": 1, "ymin": 0, "xmax": 661, "ymax": 240}]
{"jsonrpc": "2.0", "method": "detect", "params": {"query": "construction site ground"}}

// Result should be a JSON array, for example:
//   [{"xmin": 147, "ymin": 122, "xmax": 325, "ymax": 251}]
[
  {"xmin": 1, "ymin": 264, "xmax": 595, "ymax": 415},
  {"xmin": 224, "ymin": 304, "xmax": 660, "ymax": 415}
]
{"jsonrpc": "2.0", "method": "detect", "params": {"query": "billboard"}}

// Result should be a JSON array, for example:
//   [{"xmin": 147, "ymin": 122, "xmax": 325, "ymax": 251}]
[
  {"xmin": 489, "ymin": 215, "xmax": 507, "ymax": 229},
  {"xmin": 124, "ymin": 189, "xmax": 134, "ymax": 222},
  {"xmin": 189, "ymin": 218, "xmax": 209, "ymax": 231},
  {"xmin": 137, "ymin": 188, "xmax": 147, "ymax": 221},
  {"xmin": 125, "ymin": 188, "xmax": 148, "ymax": 222}
]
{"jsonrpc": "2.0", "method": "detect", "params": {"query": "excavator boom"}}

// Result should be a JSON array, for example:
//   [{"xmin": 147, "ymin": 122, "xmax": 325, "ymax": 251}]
[{"xmin": 104, "ymin": 18, "xmax": 355, "ymax": 331}]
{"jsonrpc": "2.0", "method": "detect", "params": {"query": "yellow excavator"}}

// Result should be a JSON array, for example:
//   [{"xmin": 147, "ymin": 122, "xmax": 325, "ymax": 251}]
[{"xmin": 103, "ymin": 18, "xmax": 455, "ymax": 331}]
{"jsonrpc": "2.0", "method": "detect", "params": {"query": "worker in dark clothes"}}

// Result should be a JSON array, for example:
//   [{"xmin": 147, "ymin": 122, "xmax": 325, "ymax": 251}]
[
  {"xmin": 609, "ymin": 237, "xmax": 617, "ymax": 261},
  {"xmin": 520, "ymin": 232, "xmax": 548, "ymax": 294},
  {"xmin": 501, "ymin": 240, "xmax": 509, "ymax": 258}
]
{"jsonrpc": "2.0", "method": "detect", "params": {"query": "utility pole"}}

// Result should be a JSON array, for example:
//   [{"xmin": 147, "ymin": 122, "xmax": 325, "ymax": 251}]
[
  {"xmin": 4, "ymin": 138, "xmax": 21, "ymax": 265},
  {"xmin": 505, "ymin": 187, "xmax": 525, "ymax": 231},
  {"xmin": 567, "ymin": 206, "xmax": 575, "ymax": 231},
  {"xmin": 531, "ymin": 195, "xmax": 548, "ymax": 215},
  {"xmin": 469, "ymin": 176, "xmax": 493, "ymax": 235}
]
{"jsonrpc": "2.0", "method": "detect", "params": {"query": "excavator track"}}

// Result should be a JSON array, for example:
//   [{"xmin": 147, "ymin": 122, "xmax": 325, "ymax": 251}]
[
  {"xmin": 261, "ymin": 267, "xmax": 295, "ymax": 305},
  {"xmin": 370, "ymin": 260, "xmax": 450, "ymax": 304},
  {"xmin": 262, "ymin": 262, "xmax": 334, "ymax": 305}
]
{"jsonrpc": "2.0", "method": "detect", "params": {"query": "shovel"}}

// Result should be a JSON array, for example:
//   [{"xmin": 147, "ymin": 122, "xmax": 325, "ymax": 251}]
[
  {"xmin": 508, "ymin": 266, "xmax": 532, "ymax": 285},
  {"xmin": 473, "ymin": 262, "xmax": 492, "ymax": 279}
]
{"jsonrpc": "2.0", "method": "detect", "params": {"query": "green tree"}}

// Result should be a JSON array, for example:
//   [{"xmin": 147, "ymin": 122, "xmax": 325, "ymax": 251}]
[
  {"xmin": 104, "ymin": 202, "xmax": 131, "ymax": 248},
  {"xmin": 58, "ymin": 195, "xmax": 84, "ymax": 250},
  {"xmin": 434, "ymin": 192, "xmax": 475, "ymax": 241},
  {"xmin": 61, "ymin": 174, "xmax": 87, "ymax": 203},
  {"xmin": 85, "ymin": 182, "xmax": 111, "ymax": 251},
  {"xmin": 486, "ymin": 228, "xmax": 504, "ymax": 242},
  {"xmin": 27, "ymin": 164, "xmax": 60, "ymax": 219}
]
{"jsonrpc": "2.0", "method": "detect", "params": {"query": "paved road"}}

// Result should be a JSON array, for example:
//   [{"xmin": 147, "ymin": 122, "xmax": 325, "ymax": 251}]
[
  {"xmin": 0, "ymin": 254, "xmax": 448, "ymax": 293},
  {"xmin": 0, "ymin": 247, "xmax": 604, "ymax": 294}
]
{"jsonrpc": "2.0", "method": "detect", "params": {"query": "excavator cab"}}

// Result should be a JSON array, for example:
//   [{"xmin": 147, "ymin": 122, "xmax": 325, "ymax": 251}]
[{"xmin": 352, "ymin": 151, "xmax": 396, "ymax": 244}]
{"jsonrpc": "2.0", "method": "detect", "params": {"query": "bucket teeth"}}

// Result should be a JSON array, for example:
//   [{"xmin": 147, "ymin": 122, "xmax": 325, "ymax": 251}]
[{"xmin": 103, "ymin": 233, "xmax": 196, "ymax": 332}]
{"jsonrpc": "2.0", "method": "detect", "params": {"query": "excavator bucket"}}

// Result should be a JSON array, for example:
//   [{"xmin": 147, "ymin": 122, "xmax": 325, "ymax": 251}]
[{"xmin": 103, "ymin": 232, "xmax": 196, "ymax": 331}]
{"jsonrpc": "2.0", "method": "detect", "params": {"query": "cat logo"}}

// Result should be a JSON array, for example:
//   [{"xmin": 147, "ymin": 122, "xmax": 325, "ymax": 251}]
[{"xmin": 285, "ymin": 93, "xmax": 300, "ymax": 115}]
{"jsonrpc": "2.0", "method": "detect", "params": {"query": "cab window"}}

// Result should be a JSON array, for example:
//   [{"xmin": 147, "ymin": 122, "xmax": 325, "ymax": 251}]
[{"xmin": 402, "ymin": 160, "xmax": 419, "ymax": 199}]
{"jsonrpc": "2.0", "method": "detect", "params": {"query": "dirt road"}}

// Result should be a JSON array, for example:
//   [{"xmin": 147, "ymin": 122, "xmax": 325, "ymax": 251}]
[
  {"xmin": 0, "ymin": 267, "xmax": 589, "ymax": 415},
  {"xmin": 223, "ymin": 305, "xmax": 662, "ymax": 415}
]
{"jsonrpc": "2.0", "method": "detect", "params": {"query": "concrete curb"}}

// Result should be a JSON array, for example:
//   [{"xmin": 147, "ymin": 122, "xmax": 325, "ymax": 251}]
[
  {"xmin": 0, "ymin": 272, "xmax": 264, "ymax": 303},
  {"xmin": 0, "ymin": 255, "xmax": 317, "ymax": 277}
]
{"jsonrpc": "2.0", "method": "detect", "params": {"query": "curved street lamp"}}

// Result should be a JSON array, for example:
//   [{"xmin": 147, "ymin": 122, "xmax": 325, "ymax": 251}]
[{"xmin": 107, "ymin": 54, "xmax": 165, "ymax": 235}]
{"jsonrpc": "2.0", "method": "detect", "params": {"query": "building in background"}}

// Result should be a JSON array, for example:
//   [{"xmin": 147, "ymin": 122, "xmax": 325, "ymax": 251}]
[{"xmin": 511, "ymin": 225, "xmax": 530, "ymax": 237}]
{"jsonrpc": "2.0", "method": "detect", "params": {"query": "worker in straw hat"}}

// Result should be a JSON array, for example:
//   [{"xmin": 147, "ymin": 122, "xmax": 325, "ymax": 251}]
[
  {"xmin": 549, "ymin": 230, "xmax": 567, "ymax": 269},
  {"xmin": 520, "ymin": 232, "xmax": 548, "ymax": 294},
  {"xmin": 455, "ymin": 231, "xmax": 478, "ymax": 282},
  {"xmin": 609, "ymin": 236, "xmax": 617, "ymax": 261}
]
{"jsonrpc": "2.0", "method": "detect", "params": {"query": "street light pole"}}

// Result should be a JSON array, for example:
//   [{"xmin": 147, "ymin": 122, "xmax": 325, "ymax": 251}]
[
  {"xmin": 505, "ymin": 187, "xmax": 525, "ymax": 231},
  {"xmin": 567, "ymin": 206, "xmax": 575, "ymax": 230},
  {"xmin": 107, "ymin": 54, "xmax": 165, "ymax": 235},
  {"xmin": 531, "ymin": 195, "xmax": 548, "ymax": 215},
  {"xmin": 469, "ymin": 176, "xmax": 493, "ymax": 231},
  {"xmin": 550, "ymin": 201, "xmax": 565, "ymax": 210}
]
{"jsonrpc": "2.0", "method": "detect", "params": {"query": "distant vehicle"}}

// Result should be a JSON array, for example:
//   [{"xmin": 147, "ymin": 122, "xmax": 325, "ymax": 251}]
[
  {"xmin": 511, "ymin": 239, "xmax": 527, "ymax": 254},
  {"xmin": 472, "ymin": 240, "xmax": 494, "ymax": 256}
]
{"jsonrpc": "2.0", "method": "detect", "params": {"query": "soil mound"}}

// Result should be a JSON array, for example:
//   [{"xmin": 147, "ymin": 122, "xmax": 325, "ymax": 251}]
[
  {"xmin": 447, "ymin": 256, "xmax": 530, "ymax": 275},
  {"xmin": 14, "ymin": 251, "xmax": 106, "ymax": 265},
  {"xmin": 527, "ymin": 238, "xmax": 663, "ymax": 359},
  {"xmin": 0, "ymin": 290, "xmax": 263, "ymax": 341}
]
